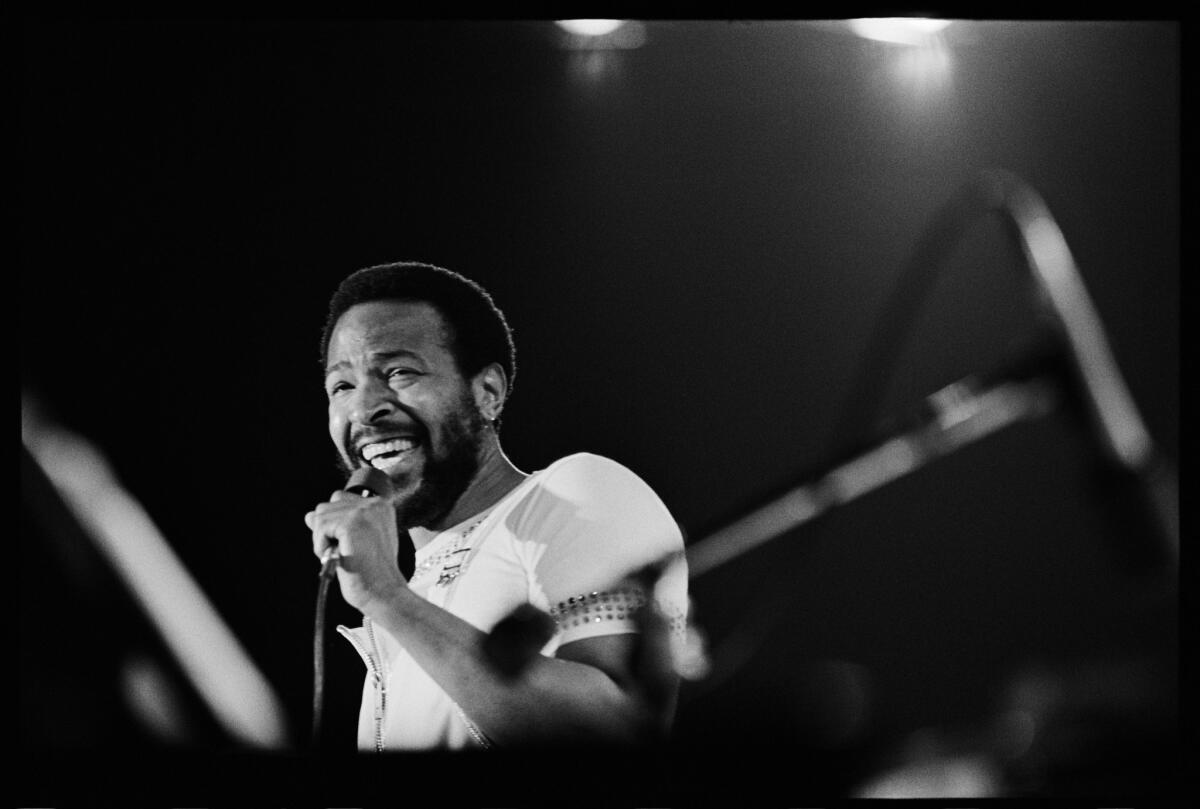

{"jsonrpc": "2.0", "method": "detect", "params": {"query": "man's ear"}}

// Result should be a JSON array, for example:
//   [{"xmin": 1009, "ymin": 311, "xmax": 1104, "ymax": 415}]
[{"xmin": 472, "ymin": 363, "xmax": 509, "ymax": 423}]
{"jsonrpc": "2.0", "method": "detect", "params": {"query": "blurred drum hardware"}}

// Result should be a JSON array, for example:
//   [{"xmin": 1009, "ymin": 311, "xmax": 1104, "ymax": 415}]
[
  {"xmin": 680, "ymin": 168, "xmax": 1178, "ymax": 798},
  {"xmin": 688, "ymin": 168, "xmax": 1177, "ymax": 583}
]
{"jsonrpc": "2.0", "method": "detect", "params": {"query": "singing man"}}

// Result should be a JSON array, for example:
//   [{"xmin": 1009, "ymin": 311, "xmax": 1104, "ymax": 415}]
[{"xmin": 305, "ymin": 261, "xmax": 688, "ymax": 749}]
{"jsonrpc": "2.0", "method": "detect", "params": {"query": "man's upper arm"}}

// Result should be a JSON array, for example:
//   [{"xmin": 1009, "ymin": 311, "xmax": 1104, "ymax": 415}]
[
  {"xmin": 556, "ymin": 634, "xmax": 640, "ymax": 689},
  {"xmin": 527, "ymin": 453, "xmax": 686, "ymax": 733},
  {"xmin": 556, "ymin": 628, "xmax": 680, "ymax": 734}
]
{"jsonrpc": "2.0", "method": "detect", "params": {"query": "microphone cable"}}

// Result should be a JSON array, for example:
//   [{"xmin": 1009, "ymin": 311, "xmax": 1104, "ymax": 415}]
[
  {"xmin": 311, "ymin": 550, "xmax": 340, "ymax": 747},
  {"xmin": 310, "ymin": 466, "xmax": 393, "ymax": 749}
]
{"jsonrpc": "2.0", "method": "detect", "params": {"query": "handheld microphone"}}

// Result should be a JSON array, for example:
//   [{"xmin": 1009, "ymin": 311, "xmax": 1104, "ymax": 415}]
[{"xmin": 344, "ymin": 465, "xmax": 395, "ymax": 498}]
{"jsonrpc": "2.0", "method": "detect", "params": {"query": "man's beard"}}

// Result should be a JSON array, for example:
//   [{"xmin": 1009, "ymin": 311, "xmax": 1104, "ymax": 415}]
[
  {"xmin": 394, "ymin": 393, "xmax": 487, "ymax": 529},
  {"xmin": 335, "ymin": 389, "xmax": 488, "ymax": 529}
]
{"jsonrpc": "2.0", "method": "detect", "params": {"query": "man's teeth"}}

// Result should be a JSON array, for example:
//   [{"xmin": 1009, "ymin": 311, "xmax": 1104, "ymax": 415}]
[
  {"xmin": 371, "ymin": 454, "xmax": 408, "ymax": 471},
  {"xmin": 361, "ymin": 438, "xmax": 417, "ymax": 461}
]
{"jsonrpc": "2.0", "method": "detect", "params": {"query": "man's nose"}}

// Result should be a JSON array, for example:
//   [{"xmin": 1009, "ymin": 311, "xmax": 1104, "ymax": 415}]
[{"xmin": 349, "ymin": 376, "xmax": 398, "ymax": 424}]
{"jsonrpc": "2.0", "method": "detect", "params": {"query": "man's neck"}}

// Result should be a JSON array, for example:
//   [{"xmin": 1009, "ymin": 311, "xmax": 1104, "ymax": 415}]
[{"xmin": 407, "ymin": 441, "xmax": 528, "ymax": 550}]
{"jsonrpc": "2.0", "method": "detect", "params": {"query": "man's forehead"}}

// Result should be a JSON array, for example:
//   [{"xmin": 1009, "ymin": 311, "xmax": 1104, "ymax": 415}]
[{"xmin": 328, "ymin": 300, "xmax": 451, "ymax": 357}]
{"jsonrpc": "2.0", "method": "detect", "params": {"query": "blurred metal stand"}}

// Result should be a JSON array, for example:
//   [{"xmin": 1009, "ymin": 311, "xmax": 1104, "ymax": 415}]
[
  {"xmin": 686, "ymin": 168, "xmax": 1177, "ymax": 582},
  {"xmin": 686, "ymin": 368, "xmax": 1059, "ymax": 578},
  {"xmin": 681, "ymin": 169, "xmax": 1179, "ymax": 798}
]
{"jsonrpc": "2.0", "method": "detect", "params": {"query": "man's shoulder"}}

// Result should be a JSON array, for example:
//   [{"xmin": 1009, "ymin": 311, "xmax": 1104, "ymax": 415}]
[
  {"xmin": 535, "ymin": 452, "xmax": 648, "ymax": 490},
  {"xmin": 523, "ymin": 452, "xmax": 673, "ymax": 521},
  {"xmin": 512, "ymin": 453, "xmax": 681, "ymax": 550}
]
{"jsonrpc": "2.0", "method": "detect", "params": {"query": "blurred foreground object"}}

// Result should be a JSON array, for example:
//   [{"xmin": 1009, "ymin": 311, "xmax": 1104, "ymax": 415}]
[
  {"xmin": 853, "ymin": 654, "xmax": 1179, "ymax": 797},
  {"xmin": 21, "ymin": 389, "xmax": 288, "ymax": 750}
]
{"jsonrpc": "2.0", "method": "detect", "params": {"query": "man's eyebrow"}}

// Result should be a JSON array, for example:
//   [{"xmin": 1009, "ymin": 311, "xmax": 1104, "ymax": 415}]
[{"xmin": 324, "ymin": 350, "xmax": 424, "ymax": 377}]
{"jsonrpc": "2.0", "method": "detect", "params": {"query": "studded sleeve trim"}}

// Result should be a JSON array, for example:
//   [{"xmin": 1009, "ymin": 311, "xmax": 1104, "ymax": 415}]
[{"xmin": 548, "ymin": 586, "xmax": 687, "ymax": 646}]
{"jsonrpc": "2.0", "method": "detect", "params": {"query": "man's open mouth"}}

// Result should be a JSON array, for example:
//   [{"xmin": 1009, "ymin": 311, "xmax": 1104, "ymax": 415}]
[{"xmin": 359, "ymin": 437, "xmax": 420, "ymax": 472}]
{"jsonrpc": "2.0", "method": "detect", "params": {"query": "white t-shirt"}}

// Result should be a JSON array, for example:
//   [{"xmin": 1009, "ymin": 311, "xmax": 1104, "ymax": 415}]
[{"xmin": 337, "ymin": 452, "xmax": 688, "ymax": 751}]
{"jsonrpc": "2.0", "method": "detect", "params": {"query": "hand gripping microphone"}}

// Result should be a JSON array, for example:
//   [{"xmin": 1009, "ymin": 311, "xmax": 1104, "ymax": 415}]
[
  {"xmin": 319, "ymin": 466, "xmax": 395, "ymax": 578},
  {"xmin": 312, "ymin": 466, "xmax": 394, "ymax": 747}
]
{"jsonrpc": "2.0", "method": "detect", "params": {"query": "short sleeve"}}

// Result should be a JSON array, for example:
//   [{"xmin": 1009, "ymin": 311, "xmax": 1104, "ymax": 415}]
[{"xmin": 509, "ymin": 453, "xmax": 688, "ymax": 646}]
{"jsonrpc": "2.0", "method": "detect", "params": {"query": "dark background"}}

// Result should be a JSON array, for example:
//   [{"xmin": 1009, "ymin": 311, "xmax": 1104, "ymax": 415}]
[{"xmin": 20, "ymin": 18, "xmax": 1180, "ymax": 796}]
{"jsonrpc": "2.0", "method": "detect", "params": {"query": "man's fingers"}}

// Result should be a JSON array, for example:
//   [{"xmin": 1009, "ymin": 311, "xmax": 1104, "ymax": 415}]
[
  {"xmin": 310, "ymin": 515, "xmax": 336, "ymax": 558},
  {"xmin": 309, "ymin": 505, "xmax": 353, "ymax": 559},
  {"xmin": 307, "ymin": 496, "xmax": 387, "ymax": 559}
]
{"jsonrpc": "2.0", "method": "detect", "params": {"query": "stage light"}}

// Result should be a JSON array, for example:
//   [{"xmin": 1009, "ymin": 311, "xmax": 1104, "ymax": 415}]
[
  {"xmin": 844, "ymin": 17, "xmax": 954, "ymax": 94},
  {"xmin": 849, "ymin": 17, "xmax": 952, "ymax": 46},
  {"xmin": 555, "ymin": 19, "xmax": 626, "ymax": 37},
  {"xmin": 554, "ymin": 19, "xmax": 647, "ymax": 52}
]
